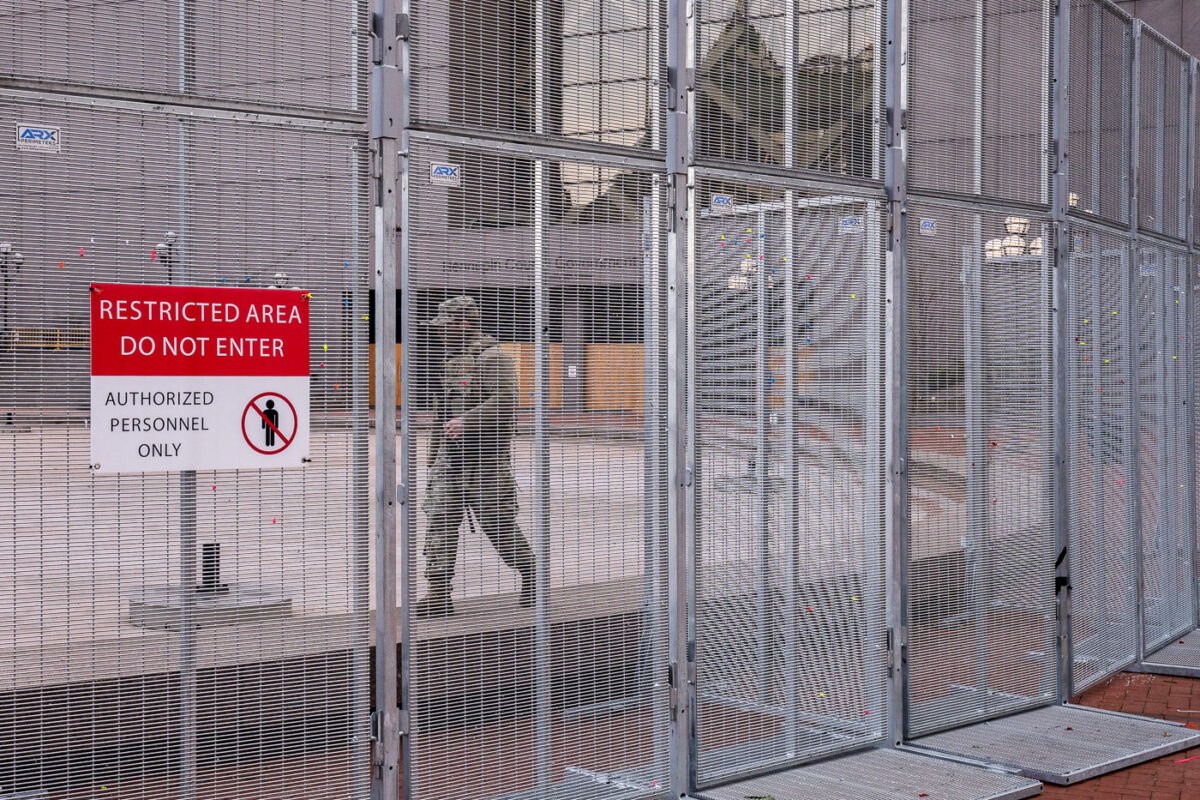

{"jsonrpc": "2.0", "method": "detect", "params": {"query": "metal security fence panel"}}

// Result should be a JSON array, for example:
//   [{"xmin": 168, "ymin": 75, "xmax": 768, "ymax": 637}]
[
  {"xmin": 1066, "ymin": 0, "xmax": 1132, "ymax": 228},
  {"xmin": 1136, "ymin": 30, "xmax": 1189, "ymax": 241},
  {"xmin": 693, "ymin": 0, "xmax": 882, "ymax": 179},
  {"xmin": 904, "ymin": 201, "xmax": 1056, "ymax": 738},
  {"xmin": 691, "ymin": 176, "xmax": 886, "ymax": 785},
  {"xmin": 1136, "ymin": 241, "xmax": 1195, "ymax": 653},
  {"xmin": 402, "ymin": 142, "xmax": 670, "ymax": 800},
  {"xmin": 0, "ymin": 1, "xmax": 369, "ymax": 113},
  {"xmin": 407, "ymin": 0, "xmax": 665, "ymax": 151},
  {"xmin": 1194, "ymin": 256, "xmax": 1200, "ymax": 617},
  {"xmin": 0, "ymin": 98, "xmax": 370, "ymax": 797},
  {"xmin": 1066, "ymin": 223, "xmax": 1138, "ymax": 693},
  {"xmin": 907, "ymin": 0, "xmax": 1051, "ymax": 205}
]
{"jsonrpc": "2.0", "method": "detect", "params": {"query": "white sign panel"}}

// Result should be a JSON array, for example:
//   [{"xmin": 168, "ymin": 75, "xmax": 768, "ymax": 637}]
[
  {"xmin": 429, "ymin": 162, "xmax": 462, "ymax": 186},
  {"xmin": 16, "ymin": 124, "xmax": 61, "ymax": 152},
  {"xmin": 90, "ymin": 283, "xmax": 311, "ymax": 472}
]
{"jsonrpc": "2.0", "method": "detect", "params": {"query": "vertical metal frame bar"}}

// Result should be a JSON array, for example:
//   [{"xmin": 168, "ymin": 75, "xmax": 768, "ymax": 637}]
[
  {"xmin": 533, "ymin": 151, "xmax": 552, "ymax": 795},
  {"xmin": 1130, "ymin": 19, "xmax": 1145, "ymax": 666},
  {"xmin": 371, "ymin": 0, "xmax": 402, "ymax": 796},
  {"xmin": 755, "ymin": 206, "xmax": 770, "ymax": 704},
  {"xmin": 1051, "ymin": 0, "xmax": 1073, "ymax": 703},
  {"xmin": 645, "ymin": 0, "xmax": 669, "ymax": 780},
  {"xmin": 782, "ymin": 0, "xmax": 800, "ymax": 755},
  {"xmin": 885, "ymin": 0, "xmax": 910, "ymax": 747},
  {"xmin": 176, "ymin": 4, "xmax": 198, "ymax": 797},
  {"xmin": 350, "ymin": 30, "xmax": 372, "ymax": 799},
  {"xmin": 666, "ymin": 0, "xmax": 695, "ymax": 790},
  {"xmin": 1189, "ymin": 59, "xmax": 1200, "ymax": 630},
  {"xmin": 962, "ymin": 239, "xmax": 989, "ymax": 698},
  {"xmin": 1156, "ymin": 246, "xmax": 1172, "ymax": 647},
  {"xmin": 532, "ymin": 0, "xmax": 552, "ymax": 791}
]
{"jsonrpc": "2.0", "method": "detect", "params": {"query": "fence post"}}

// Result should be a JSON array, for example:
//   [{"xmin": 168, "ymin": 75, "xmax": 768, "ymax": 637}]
[
  {"xmin": 1129, "ymin": 18, "xmax": 1145, "ymax": 666},
  {"xmin": 1052, "ymin": 0, "xmax": 1074, "ymax": 703},
  {"xmin": 1187, "ymin": 58, "xmax": 1199, "ymax": 630},
  {"xmin": 666, "ymin": 0, "xmax": 695, "ymax": 790},
  {"xmin": 371, "ymin": 0, "xmax": 402, "ymax": 796},
  {"xmin": 884, "ymin": 0, "xmax": 910, "ymax": 747}
]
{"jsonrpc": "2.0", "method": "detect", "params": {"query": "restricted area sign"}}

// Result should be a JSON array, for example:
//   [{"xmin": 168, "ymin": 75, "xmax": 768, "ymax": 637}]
[{"xmin": 90, "ymin": 283, "xmax": 310, "ymax": 472}]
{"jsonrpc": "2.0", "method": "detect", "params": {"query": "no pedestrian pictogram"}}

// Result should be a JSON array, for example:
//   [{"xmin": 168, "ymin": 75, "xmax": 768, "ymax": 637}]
[{"xmin": 242, "ymin": 392, "xmax": 298, "ymax": 455}]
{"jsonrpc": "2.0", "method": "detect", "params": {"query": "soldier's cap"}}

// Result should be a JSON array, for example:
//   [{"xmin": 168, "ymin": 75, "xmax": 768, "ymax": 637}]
[{"xmin": 423, "ymin": 295, "xmax": 481, "ymax": 326}]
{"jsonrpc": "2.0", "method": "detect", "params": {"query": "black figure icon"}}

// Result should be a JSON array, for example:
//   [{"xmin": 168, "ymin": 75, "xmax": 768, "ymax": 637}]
[{"xmin": 262, "ymin": 399, "xmax": 280, "ymax": 447}]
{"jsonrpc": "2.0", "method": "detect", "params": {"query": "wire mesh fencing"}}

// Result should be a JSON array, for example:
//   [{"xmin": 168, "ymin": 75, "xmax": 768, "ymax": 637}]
[
  {"xmin": 4, "ymin": 0, "xmax": 1200, "ymax": 797},
  {"xmin": 690, "ymin": 179, "xmax": 887, "ymax": 785},
  {"xmin": 903, "ymin": 201, "xmax": 1057, "ymax": 738},
  {"xmin": 399, "ymin": 141, "xmax": 671, "ymax": 800},
  {"xmin": 0, "ymin": 2, "xmax": 371, "ymax": 799},
  {"xmin": 1066, "ymin": 223, "xmax": 1138, "ymax": 692},
  {"xmin": 1137, "ymin": 29, "xmax": 1190, "ymax": 241},
  {"xmin": 1067, "ymin": 0, "xmax": 1133, "ymax": 227},
  {"xmin": 1136, "ymin": 241, "xmax": 1194, "ymax": 654}
]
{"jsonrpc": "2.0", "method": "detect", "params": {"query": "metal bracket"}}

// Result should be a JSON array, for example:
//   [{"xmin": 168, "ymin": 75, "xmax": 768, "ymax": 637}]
[
  {"xmin": 397, "ymin": 13, "xmax": 410, "ymax": 41},
  {"xmin": 399, "ymin": 707, "xmax": 410, "ymax": 738},
  {"xmin": 370, "ymin": 65, "xmax": 400, "ymax": 140},
  {"xmin": 370, "ymin": 709, "xmax": 382, "ymax": 765}
]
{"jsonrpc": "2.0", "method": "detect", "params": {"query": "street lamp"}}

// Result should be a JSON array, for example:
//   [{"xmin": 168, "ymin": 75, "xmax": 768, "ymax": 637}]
[
  {"xmin": 984, "ymin": 216, "xmax": 1042, "ymax": 260},
  {"xmin": 156, "ymin": 230, "xmax": 178, "ymax": 284}
]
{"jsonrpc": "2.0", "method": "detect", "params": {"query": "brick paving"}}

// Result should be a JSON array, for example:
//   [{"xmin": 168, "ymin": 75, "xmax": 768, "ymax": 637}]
[{"xmin": 1040, "ymin": 671, "xmax": 1200, "ymax": 799}]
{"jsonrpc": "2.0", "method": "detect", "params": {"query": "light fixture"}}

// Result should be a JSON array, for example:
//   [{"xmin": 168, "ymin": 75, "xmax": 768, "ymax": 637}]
[
  {"xmin": 1001, "ymin": 235, "xmax": 1026, "ymax": 257},
  {"xmin": 1068, "ymin": 192, "xmax": 1079, "ymax": 208},
  {"xmin": 985, "ymin": 238, "xmax": 1005, "ymax": 259},
  {"xmin": 728, "ymin": 274, "xmax": 751, "ymax": 291},
  {"xmin": 1004, "ymin": 216, "xmax": 1030, "ymax": 236},
  {"xmin": 740, "ymin": 258, "xmax": 757, "ymax": 276},
  {"xmin": 1027, "ymin": 236, "xmax": 1043, "ymax": 256}
]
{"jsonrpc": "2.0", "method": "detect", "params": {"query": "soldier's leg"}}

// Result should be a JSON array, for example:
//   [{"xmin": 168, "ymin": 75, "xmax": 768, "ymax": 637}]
[
  {"xmin": 419, "ymin": 456, "xmax": 466, "ymax": 617},
  {"xmin": 468, "ymin": 463, "xmax": 535, "ymax": 606}
]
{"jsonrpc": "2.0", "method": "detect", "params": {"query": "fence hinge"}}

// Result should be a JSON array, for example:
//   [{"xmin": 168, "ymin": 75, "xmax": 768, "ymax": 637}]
[
  {"xmin": 398, "ymin": 13, "xmax": 410, "ymax": 41},
  {"xmin": 399, "ymin": 707, "xmax": 410, "ymax": 739},
  {"xmin": 370, "ymin": 709, "xmax": 382, "ymax": 765}
]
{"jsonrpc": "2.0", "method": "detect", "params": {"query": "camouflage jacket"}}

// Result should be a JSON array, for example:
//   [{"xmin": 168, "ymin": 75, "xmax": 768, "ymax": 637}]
[{"xmin": 430, "ymin": 334, "xmax": 518, "ymax": 465}]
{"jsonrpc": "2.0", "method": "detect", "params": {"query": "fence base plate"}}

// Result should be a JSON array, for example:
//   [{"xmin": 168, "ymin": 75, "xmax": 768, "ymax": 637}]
[
  {"xmin": 692, "ymin": 746, "xmax": 1041, "ymax": 800},
  {"xmin": 908, "ymin": 704, "xmax": 1200, "ymax": 785},
  {"xmin": 1133, "ymin": 628, "xmax": 1200, "ymax": 677}
]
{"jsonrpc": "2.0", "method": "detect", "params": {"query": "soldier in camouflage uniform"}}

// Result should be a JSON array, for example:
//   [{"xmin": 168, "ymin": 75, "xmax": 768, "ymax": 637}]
[{"xmin": 417, "ymin": 296, "xmax": 535, "ymax": 618}]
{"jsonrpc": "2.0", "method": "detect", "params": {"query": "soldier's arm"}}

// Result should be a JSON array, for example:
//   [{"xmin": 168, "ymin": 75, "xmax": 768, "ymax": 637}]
[{"xmin": 461, "ymin": 347, "xmax": 517, "ymax": 434}]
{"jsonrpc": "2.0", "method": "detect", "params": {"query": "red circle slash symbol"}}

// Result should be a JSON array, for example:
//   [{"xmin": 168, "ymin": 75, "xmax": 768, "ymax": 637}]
[{"xmin": 242, "ymin": 392, "xmax": 298, "ymax": 455}]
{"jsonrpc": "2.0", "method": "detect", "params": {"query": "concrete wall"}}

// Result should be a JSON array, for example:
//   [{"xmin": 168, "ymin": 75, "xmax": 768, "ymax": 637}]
[{"xmin": 1117, "ymin": 0, "xmax": 1200, "ymax": 56}]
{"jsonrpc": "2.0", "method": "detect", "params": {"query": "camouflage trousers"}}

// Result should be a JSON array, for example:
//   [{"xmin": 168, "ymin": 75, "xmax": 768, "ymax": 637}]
[{"xmin": 421, "ymin": 452, "xmax": 533, "ymax": 583}]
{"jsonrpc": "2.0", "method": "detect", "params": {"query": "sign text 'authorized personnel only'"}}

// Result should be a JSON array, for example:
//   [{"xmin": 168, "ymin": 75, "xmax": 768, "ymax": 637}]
[{"xmin": 90, "ymin": 283, "xmax": 310, "ymax": 472}]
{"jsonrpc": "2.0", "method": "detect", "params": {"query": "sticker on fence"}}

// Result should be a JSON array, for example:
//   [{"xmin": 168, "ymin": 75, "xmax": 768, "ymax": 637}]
[
  {"xmin": 838, "ymin": 215, "xmax": 865, "ymax": 234},
  {"xmin": 89, "ymin": 283, "xmax": 310, "ymax": 472},
  {"xmin": 16, "ymin": 124, "xmax": 61, "ymax": 153},
  {"xmin": 429, "ymin": 162, "xmax": 462, "ymax": 186},
  {"xmin": 710, "ymin": 194, "xmax": 734, "ymax": 213},
  {"xmin": 919, "ymin": 218, "xmax": 937, "ymax": 236}
]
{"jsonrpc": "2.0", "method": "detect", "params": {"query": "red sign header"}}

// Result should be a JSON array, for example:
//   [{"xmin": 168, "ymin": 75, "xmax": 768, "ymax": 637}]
[{"xmin": 91, "ymin": 283, "xmax": 311, "ymax": 377}]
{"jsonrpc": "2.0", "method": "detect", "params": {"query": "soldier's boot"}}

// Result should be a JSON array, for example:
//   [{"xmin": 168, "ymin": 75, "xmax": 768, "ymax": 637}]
[
  {"xmin": 518, "ymin": 564, "xmax": 536, "ymax": 608},
  {"xmin": 414, "ymin": 580, "xmax": 454, "ymax": 618}
]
